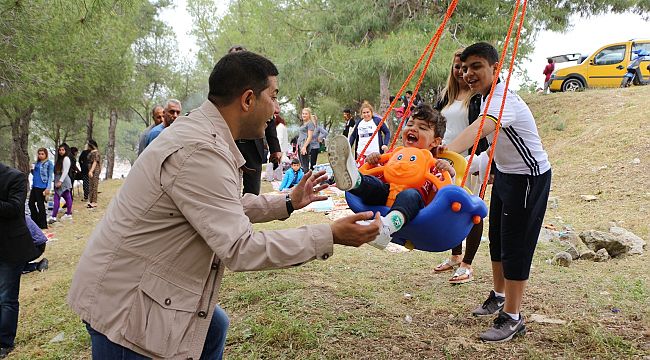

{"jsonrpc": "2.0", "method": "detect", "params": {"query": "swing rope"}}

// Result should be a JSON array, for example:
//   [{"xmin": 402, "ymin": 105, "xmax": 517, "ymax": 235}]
[
  {"xmin": 460, "ymin": 0, "xmax": 527, "ymax": 199},
  {"xmin": 478, "ymin": 0, "xmax": 528, "ymax": 199},
  {"xmin": 355, "ymin": 0, "xmax": 458, "ymax": 162}
]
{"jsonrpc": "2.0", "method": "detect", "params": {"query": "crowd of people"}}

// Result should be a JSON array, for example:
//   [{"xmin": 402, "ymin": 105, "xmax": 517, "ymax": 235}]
[{"xmin": 1, "ymin": 41, "xmax": 552, "ymax": 359}]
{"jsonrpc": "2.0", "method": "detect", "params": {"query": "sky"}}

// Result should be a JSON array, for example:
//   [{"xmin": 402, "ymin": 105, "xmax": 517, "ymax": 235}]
[{"xmin": 160, "ymin": 3, "xmax": 650, "ymax": 90}]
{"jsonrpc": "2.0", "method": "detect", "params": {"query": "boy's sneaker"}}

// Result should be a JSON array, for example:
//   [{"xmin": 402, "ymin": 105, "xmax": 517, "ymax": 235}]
[
  {"xmin": 327, "ymin": 135, "xmax": 360, "ymax": 191},
  {"xmin": 47, "ymin": 216, "xmax": 57, "ymax": 224},
  {"xmin": 356, "ymin": 217, "xmax": 394, "ymax": 249},
  {"xmin": 37, "ymin": 258, "xmax": 49, "ymax": 272},
  {"xmin": 61, "ymin": 214, "xmax": 73, "ymax": 221},
  {"xmin": 480, "ymin": 311, "xmax": 526, "ymax": 343},
  {"xmin": 471, "ymin": 290, "xmax": 505, "ymax": 316},
  {"xmin": 0, "ymin": 346, "xmax": 15, "ymax": 359}
]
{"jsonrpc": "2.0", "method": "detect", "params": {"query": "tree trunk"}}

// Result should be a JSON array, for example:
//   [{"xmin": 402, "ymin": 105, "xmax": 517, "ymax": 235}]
[
  {"xmin": 54, "ymin": 124, "xmax": 61, "ymax": 149},
  {"xmin": 378, "ymin": 70, "xmax": 392, "ymax": 132},
  {"xmin": 105, "ymin": 108, "xmax": 117, "ymax": 180},
  {"xmin": 298, "ymin": 95, "xmax": 306, "ymax": 115},
  {"xmin": 86, "ymin": 109, "xmax": 94, "ymax": 142},
  {"xmin": 10, "ymin": 105, "xmax": 33, "ymax": 174}
]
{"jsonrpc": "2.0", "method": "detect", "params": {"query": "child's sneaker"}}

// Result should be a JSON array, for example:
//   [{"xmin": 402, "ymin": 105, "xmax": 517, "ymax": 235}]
[
  {"xmin": 356, "ymin": 216, "xmax": 394, "ymax": 249},
  {"xmin": 61, "ymin": 214, "xmax": 73, "ymax": 221},
  {"xmin": 327, "ymin": 135, "xmax": 360, "ymax": 191}
]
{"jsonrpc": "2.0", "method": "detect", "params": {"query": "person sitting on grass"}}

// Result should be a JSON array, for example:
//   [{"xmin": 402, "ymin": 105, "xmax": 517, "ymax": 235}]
[
  {"xmin": 328, "ymin": 104, "xmax": 455, "ymax": 249},
  {"xmin": 279, "ymin": 159, "xmax": 304, "ymax": 191}
]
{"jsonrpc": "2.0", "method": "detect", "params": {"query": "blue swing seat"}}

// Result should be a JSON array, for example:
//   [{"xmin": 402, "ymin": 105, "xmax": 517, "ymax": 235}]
[{"xmin": 346, "ymin": 185, "xmax": 488, "ymax": 252}]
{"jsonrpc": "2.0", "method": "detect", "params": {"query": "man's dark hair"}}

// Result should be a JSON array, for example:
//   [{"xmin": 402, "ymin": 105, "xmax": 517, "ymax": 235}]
[
  {"xmin": 70, "ymin": 147, "xmax": 79, "ymax": 156},
  {"xmin": 406, "ymin": 90, "xmax": 413, "ymax": 95},
  {"xmin": 460, "ymin": 42, "xmax": 499, "ymax": 65},
  {"xmin": 411, "ymin": 103, "xmax": 446, "ymax": 138},
  {"xmin": 208, "ymin": 52, "xmax": 279, "ymax": 107},
  {"xmin": 343, "ymin": 109, "xmax": 351, "ymax": 114},
  {"xmin": 547, "ymin": 58, "xmax": 554, "ymax": 64},
  {"xmin": 151, "ymin": 105, "xmax": 163, "ymax": 117}
]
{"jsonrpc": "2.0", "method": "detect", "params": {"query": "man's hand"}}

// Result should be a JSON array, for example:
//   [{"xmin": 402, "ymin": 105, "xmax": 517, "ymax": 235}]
[
  {"xmin": 331, "ymin": 211, "xmax": 381, "ymax": 247},
  {"xmin": 290, "ymin": 170, "xmax": 329, "ymax": 210},
  {"xmin": 43, "ymin": 189, "xmax": 50, "ymax": 197},
  {"xmin": 300, "ymin": 146, "xmax": 308, "ymax": 155},
  {"xmin": 365, "ymin": 152, "xmax": 382, "ymax": 166},
  {"xmin": 88, "ymin": 172, "xmax": 93, "ymax": 179},
  {"xmin": 381, "ymin": 145, "xmax": 388, "ymax": 152},
  {"xmin": 268, "ymin": 151, "xmax": 282, "ymax": 164},
  {"xmin": 55, "ymin": 181, "xmax": 62, "ymax": 189}
]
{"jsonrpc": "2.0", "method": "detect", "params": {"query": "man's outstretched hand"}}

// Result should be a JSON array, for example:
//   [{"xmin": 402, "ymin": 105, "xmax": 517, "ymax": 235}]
[
  {"xmin": 290, "ymin": 170, "xmax": 329, "ymax": 210},
  {"xmin": 331, "ymin": 211, "xmax": 381, "ymax": 247}
]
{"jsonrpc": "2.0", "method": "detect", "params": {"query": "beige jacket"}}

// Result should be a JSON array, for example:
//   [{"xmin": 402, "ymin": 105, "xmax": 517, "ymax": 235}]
[{"xmin": 68, "ymin": 100, "xmax": 334, "ymax": 359}]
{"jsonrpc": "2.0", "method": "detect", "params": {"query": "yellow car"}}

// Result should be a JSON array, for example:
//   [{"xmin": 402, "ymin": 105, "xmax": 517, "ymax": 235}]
[{"xmin": 549, "ymin": 39, "xmax": 650, "ymax": 92}]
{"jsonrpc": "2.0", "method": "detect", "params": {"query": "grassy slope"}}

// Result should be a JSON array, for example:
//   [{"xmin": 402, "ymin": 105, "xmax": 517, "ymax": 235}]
[{"xmin": 8, "ymin": 87, "xmax": 650, "ymax": 359}]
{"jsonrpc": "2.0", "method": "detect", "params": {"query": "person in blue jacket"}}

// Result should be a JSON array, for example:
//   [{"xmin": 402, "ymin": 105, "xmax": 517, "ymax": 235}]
[
  {"xmin": 29, "ymin": 147, "xmax": 54, "ymax": 229},
  {"xmin": 279, "ymin": 159, "xmax": 304, "ymax": 191},
  {"xmin": 348, "ymin": 101, "xmax": 391, "ymax": 161}
]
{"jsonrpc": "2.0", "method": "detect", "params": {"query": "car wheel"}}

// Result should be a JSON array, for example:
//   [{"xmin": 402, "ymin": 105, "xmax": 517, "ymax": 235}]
[{"xmin": 561, "ymin": 78, "xmax": 584, "ymax": 92}]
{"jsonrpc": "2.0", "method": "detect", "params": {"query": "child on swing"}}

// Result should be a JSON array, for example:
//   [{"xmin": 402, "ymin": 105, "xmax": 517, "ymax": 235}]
[{"xmin": 328, "ymin": 103, "xmax": 455, "ymax": 249}]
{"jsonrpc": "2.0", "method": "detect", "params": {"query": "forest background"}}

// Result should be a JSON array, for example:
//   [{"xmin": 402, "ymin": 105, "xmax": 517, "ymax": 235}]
[{"xmin": 2, "ymin": 0, "xmax": 649, "ymax": 176}]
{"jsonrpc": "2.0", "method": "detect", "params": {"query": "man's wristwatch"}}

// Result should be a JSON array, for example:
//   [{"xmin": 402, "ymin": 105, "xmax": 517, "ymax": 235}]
[{"xmin": 285, "ymin": 193, "xmax": 294, "ymax": 215}]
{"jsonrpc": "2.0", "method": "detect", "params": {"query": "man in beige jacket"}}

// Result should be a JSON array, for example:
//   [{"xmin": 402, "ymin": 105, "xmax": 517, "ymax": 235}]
[{"xmin": 68, "ymin": 51, "xmax": 382, "ymax": 360}]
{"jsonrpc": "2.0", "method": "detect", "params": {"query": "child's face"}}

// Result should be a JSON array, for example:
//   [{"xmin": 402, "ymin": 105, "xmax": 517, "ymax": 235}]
[
  {"xmin": 291, "ymin": 163, "xmax": 301, "ymax": 171},
  {"xmin": 462, "ymin": 55, "xmax": 498, "ymax": 95},
  {"xmin": 401, "ymin": 118, "xmax": 441, "ymax": 150}
]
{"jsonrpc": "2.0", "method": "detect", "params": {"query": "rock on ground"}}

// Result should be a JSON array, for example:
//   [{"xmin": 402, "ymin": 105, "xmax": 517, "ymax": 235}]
[
  {"xmin": 580, "ymin": 227, "xmax": 646, "ymax": 257},
  {"xmin": 594, "ymin": 248, "xmax": 611, "ymax": 262},
  {"xmin": 553, "ymin": 251, "xmax": 572, "ymax": 267}
]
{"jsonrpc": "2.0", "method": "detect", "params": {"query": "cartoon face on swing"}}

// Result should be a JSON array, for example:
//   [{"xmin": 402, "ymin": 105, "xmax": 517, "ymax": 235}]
[
  {"xmin": 359, "ymin": 146, "xmax": 454, "ymax": 207},
  {"xmin": 383, "ymin": 147, "xmax": 435, "ymax": 188}
]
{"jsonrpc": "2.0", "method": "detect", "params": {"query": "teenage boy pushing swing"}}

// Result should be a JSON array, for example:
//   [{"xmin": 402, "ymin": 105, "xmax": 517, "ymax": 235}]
[{"xmin": 445, "ymin": 42, "xmax": 552, "ymax": 343}]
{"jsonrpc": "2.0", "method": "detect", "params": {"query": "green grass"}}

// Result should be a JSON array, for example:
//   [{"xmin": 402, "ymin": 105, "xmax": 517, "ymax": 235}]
[{"xmin": 8, "ymin": 87, "xmax": 650, "ymax": 359}]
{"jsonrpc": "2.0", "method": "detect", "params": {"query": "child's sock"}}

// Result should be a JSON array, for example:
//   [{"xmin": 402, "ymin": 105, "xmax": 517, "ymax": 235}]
[
  {"xmin": 351, "ymin": 171, "xmax": 362, "ymax": 190},
  {"xmin": 382, "ymin": 210, "xmax": 405, "ymax": 234}
]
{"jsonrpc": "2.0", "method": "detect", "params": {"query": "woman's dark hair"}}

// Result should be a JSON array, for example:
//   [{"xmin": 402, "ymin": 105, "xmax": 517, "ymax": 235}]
[
  {"xmin": 87, "ymin": 139, "xmax": 98, "ymax": 150},
  {"xmin": 460, "ymin": 42, "xmax": 499, "ymax": 65},
  {"xmin": 54, "ymin": 143, "xmax": 71, "ymax": 174},
  {"xmin": 274, "ymin": 114, "xmax": 286, "ymax": 127},
  {"xmin": 208, "ymin": 51, "xmax": 279, "ymax": 107}
]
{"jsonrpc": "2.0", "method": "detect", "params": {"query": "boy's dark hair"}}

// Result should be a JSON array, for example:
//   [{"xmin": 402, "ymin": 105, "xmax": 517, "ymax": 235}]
[
  {"xmin": 406, "ymin": 90, "xmax": 413, "ymax": 95},
  {"xmin": 343, "ymin": 109, "xmax": 351, "ymax": 114},
  {"xmin": 547, "ymin": 58, "xmax": 554, "ymax": 64},
  {"xmin": 460, "ymin": 42, "xmax": 499, "ymax": 65},
  {"xmin": 228, "ymin": 45, "xmax": 247, "ymax": 53},
  {"xmin": 291, "ymin": 158, "xmax": 300, "ymax": 165},
  {"xmin": 208, "ymin": 52, "xmax": 279, "ymax": 107},
  {"xmin": 411, "ymin": 103, "xmax": 446, "ymax": 138}
]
